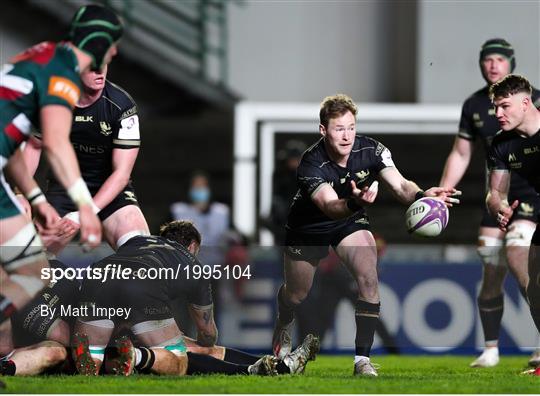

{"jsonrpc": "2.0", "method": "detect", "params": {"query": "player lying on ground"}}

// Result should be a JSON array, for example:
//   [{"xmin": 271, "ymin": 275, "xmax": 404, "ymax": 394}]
[{"xmin": 0, "ymin": 221, "xmax": 319, "ymax": 376}]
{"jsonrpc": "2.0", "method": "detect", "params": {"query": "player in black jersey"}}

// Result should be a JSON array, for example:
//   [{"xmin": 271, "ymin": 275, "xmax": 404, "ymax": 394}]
[
  {"xmin": 440, "ymin": 39, "xmax": 540, "ymax": 368},
  {"xmin": 271, "ymin": 94, "xmax": 459, "ymax": 377},
  {"xmin": 486, "ymin": 74, "xmax": 540, "ymax": 376},
  {"xmin": 0, "ymin": 222, "xmax": 318, "ymax": 376},
  {"xmin": 71, "ymin": 220, "xmax": 316, "ymax": 377},
  {"xmin": 21, "ymin": 64, "xmax": 149, "ymax": 252}
]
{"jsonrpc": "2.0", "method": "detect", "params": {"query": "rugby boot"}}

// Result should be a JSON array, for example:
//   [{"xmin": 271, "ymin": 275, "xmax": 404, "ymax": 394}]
[
  {"xmin": 521, "ymin": 367, "xmax": 540, "ymax": 376},
  {"xmin": 470, "ymin": 347, "xmax": 499, "ymax": 368},
  {"xmin": 353, "ymin": 358, "xmax": 379, "ymax": 377},
  {"xmin": 283, "ymin": 333, "xmax": 320, "ymax": 374},
  {"xmin": 528, "ymin": 348, "xmax": 540, "ymax": 368},
  {"xmin": 73, "ymin": 333, "xmax": 98, "ymax": 376},
  {"xmin": 272, "ymin": 318, "xmax": 294, "ymax": 360},
  {"xmin": 248, "ymin": 355, "xmax": 278, "ymax": 376},
  {"xmin": 105, "ymin": 335, "xmax": 135, "ymax": 376}
]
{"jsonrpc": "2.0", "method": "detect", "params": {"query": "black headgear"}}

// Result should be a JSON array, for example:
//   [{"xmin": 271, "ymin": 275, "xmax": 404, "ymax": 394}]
[
  {"xmin": 479, "ymin": 38, "xmax": 516, "ymax": 72},
  {"xmin": 68, "ymin": 5, "xmax": 123, "ymax": 70}
]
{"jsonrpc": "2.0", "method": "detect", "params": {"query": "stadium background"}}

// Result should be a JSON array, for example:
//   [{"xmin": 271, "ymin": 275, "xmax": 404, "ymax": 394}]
[{"xmin": 1, "ymin": 0, "xmax": 539, "ymax": 354}]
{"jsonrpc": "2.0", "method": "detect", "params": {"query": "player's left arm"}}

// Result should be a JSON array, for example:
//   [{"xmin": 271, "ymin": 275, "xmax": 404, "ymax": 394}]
[
  {"xmin": 4, "ymin": 148, "xmax": 60, "ymax": 227},
  {"xmin": 486, "ymin": 169, "xmax": 515, "ymax": 230},
  {"xmin": 378, "ymin": 167, "xmax": 460, "ymax": 206},
  {"xmin": 91, "ymin": 147, "xmax": 139, "ymax": 210},
  {"xmin": 188, "ymin": 303, "xmax": 218, "ymax": 347}
]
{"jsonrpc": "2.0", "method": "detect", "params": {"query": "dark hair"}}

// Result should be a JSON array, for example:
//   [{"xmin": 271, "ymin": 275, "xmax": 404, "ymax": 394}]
[
  {"xmin": 159, "ymin": 220, "xmax": 201, "ymax": 248},
  {"xmin": 489, "ymin": 74, "xmax": 532, "ymax": 100},
  {"xmin": 319, "ymin": 94, "xmax": 357, "ymax": 129}
]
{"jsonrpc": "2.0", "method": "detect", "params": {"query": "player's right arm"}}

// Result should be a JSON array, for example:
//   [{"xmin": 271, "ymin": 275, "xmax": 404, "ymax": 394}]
[
  {"xmin": 188, "ymin": 303, "xmax": 218, "ymax": 347},
  {"xmin": 40, "ymin": 105, "xmax": 101, "ymax": 247},
  {"xmin": 486, "ymin": 140, "xmax": 515, "ymax": 230},
  {"xmin": 439, "ymin": 136, "xmax": 474, "ymax": 188},
  {"xmin": 311, "ymin": 182, "xmax": 377, "ymax": 220}
]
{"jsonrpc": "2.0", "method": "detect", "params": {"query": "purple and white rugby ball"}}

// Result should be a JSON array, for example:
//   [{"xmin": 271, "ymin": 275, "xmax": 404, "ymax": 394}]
[{"xmin": 406, "ymin": 197, "xmax": 449, "ymax": 237}]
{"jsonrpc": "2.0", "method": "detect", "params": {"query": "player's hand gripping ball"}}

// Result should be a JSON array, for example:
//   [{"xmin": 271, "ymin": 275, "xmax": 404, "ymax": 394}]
[{"xmin": 406, "ymin": 197, "xmax": 449, "ymax": 237}]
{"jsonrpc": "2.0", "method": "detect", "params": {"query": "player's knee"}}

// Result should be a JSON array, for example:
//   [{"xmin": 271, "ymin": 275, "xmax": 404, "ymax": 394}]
[
  {"xmin": 0, "ymin": 222, "xmax": 47, "ymax": 276},
  {"xmin": 505, "ymin": 222, "xmax": 535, "ymax": 247},
  {"xmin": 286, "ymin": 288, "xmax": 309, "ymax": 306},
  {"xmin": 355, "ymin": 274, "xmax": 378, "ymax": 294},
  {"xmin": 39, "ymin": 342, "xmax": 67, "ymax": 366},
  {"xmin": 477, "ymin": 236, "xmax": 503, "ymax": 266}
]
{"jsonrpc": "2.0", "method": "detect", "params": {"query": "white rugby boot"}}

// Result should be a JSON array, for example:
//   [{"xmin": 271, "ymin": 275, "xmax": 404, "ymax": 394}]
[
  {"xmin": 470, "ymin": 347, "xmax": 499, "ymax": 368},
  {"xmin": 283, "ymin": 333, "xmax": 320, "ymax": 374},
  {"xmin": 528, "ymin": 348, "xmax": 540, "ymax": 368},
  {"xmin": 353, "ymin": 357, "xmax": 379, "ymax": 377}
]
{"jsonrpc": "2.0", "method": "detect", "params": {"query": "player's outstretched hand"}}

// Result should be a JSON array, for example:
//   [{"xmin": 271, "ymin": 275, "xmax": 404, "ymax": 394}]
[
  {"xmin": 351, "ymin": 180, "xmax": 379, "ymax": 206},
  {"xmin": 497, "ymin": 200, "xmax": 518, "ymax": 232},
  {"xmin": 424, "ymin": 187, "xmax": 462, "ymax": 207},
  {"xmin": 33, "ymin": 201, "xmax": 61, "ymax": 230},
  {"xmin": 79, "ymin": 204, "xmax": 102, "ymax": 249}
]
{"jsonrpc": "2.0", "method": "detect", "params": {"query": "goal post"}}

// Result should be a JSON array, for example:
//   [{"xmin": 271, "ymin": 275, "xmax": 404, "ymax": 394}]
[{"xmin": 233, "ymin": 102, "xmax": 461, "ymax": 242}]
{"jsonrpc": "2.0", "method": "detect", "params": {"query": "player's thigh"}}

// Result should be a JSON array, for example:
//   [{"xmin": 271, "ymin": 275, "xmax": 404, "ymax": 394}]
[
  {"xmin": 102, "ymin": 204, "xmax": 149, "ymax": 246},
  {"xmin": 283, "ymin": 253, "xmax": 318, "ymax": 295},
  {"xmin": 131, "ymin": 318, "xmax": 183, "ymax": 347},
  {"xmin": 334, "ymin": 229, "xmax": 377, "ymax": 278},
  {"xmin": 74, "ymin": 319, "xmax": 115, "ymax": 346}
]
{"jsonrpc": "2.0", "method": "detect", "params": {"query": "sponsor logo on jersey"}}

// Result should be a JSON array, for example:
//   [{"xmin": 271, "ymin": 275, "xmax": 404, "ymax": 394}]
[
  {"xmin": 340, "ymin": 172, "xmax": 351, "ymax": 184},
  {"xmin": 473, "ymin": 113, "xmax": 480, "ymax": 120},
  {"xmin": 356, "ymin": 170, "xmax": 370, "ymax": 182},
  {"xmin": 118, "ymin": 115, "xmax": 140, "ymax": 140},
  {"xmin": 48, "ymin": 76, "xmax": 80, "ymax": 107},
  {"xmin": 72, "ymin": 142, "xmax": 105, "ymax": 154},
  {"xmin": 488, "ymin": 108, "xmax": 496, "ymax": 116},
  {"xmin": 524, "ymin": 146, "xmax": 539, "ymax": 155},
  {"xmin": 288, "ymin": 247, "xmax": 302, "ymax": 256},
  {"xmin": 100, "ymin": 121, "xmax": 113, "ymax": 136},
  {"xmin": 519, "ymin": 202, "xmax": 534, "ymax": 214},
  {"xmin": 354, "ymin": 217, "xmax": 369, "ymax": 225},
  {"xmin": 508, "ymin": 152, "xmax": 522, "ymax": 169},
  {"xmin": 75, "ymin": 115, "xmax": 93, "ymax": 122},
  {"xmin": 120, "ymin": 106, "xmax": 137, "ymax": 120},
  {"xmin": 124, "ymin": 191, "xmax": 138, "ymax": 203},
  {"xmin": 375, "ymin": 142, "xmax": 385, "ymax": 156}
]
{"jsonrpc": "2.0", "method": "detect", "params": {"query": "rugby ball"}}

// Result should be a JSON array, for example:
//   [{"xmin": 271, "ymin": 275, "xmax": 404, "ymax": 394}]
[{"xmin": 405, "ymin": 197, "xmax": 449, "ymax": 237}]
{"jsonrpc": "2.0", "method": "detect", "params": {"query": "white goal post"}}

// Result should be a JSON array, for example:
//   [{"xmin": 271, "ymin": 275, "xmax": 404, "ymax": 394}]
[{"xmin": 233, "ymin": 102, "xmax": 461, "ymax": 241}]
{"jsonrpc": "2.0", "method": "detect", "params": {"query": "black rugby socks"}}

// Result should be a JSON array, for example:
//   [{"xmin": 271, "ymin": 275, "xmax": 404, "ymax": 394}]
[
  {"xmin": 478, "ymin": 295, "xmax": 504, "ymax": 343},
  {"xmin": 277, "ymin": 284, "xmax": 295, "ymax": 324},
  {"xmin": 223, "ymin": 347, "xmax": 260, "ymax": 365},
  {"xmin": 354, "ymin": 300, "xmax": 380, "ymax": 357}
]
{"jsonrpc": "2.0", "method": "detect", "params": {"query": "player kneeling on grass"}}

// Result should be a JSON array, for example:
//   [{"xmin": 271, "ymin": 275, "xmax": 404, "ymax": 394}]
[{"xmin": 72, "ymin": 220, "xmax": 319, "ymax": 376}]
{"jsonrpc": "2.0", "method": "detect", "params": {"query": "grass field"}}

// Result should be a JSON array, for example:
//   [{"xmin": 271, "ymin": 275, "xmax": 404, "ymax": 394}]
[{"xmin": 1, "ymin": 355, "xmax": 538, "ymax": 394}]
